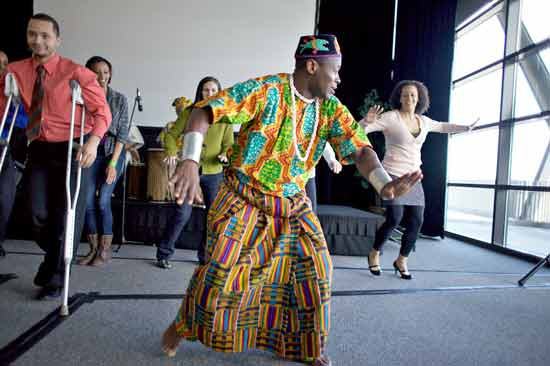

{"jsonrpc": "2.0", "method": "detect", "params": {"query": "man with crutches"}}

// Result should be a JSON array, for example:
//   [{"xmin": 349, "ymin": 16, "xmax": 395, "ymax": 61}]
[{"xmin": 0, "ymin": 13, "xmax": 111, "ymax": 300}]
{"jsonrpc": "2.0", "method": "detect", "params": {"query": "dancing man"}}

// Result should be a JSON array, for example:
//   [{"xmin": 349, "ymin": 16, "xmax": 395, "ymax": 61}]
[{"xmin": 161, "ymin": 34, "xmax": 421, "ymax": 365}]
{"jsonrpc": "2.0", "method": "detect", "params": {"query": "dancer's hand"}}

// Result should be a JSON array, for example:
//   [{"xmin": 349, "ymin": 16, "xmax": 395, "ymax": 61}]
[
  {"xmin": 380, "ymin": 170, "xmax": 423, "ymax": 200},
  {"xmin": 328, "ymin": 159, "xmax": 342, "ymax": 174},
  {"xmin": 468, "ymin": 117, "xmax": 480, "ymax": 132},
  {"xmin": 170, "ymin": 159, "xmax": 202, "ymax": 205},
  {"xmin": 105, "ymin": 165, "xmax": 117, "ymax": 184},
  {"xmin": 77, "ymin": 135, "xmax": 100, "ymax": 168},
  {"xmin": 362, "ymin": 105, "xmax": 384, "ymax": 125}
]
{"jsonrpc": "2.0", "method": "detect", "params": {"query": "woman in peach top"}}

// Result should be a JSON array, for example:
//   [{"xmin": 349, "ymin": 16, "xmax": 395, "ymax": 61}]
[{"xmin": 361, "ymin": 80, "xmax": 478, "ymax": 279}]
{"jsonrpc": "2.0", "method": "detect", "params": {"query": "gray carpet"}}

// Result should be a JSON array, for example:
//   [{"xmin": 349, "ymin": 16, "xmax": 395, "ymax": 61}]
[{"xmin": 1, "ymin": 237, "xmax": 549, "ymax": 365}]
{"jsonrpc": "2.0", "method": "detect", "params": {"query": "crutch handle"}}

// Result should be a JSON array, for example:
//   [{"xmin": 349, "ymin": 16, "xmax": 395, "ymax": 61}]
[
  {"xmin": 4, "ymin": 73, "xmax": 20, "ymax": 98},
  {"xmin": 69, "ymin": 80, "xmax": 84, "ymax": 105}
]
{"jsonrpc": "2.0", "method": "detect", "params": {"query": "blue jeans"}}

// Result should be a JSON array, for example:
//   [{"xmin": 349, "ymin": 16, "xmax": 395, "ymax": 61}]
[
  {"xmin": 84, "ymin": 150, "xmax": 125, "ymax": 235},
  {"xmin": 156, "ymin": 173, "xmax": 223, "ymax": 261}
]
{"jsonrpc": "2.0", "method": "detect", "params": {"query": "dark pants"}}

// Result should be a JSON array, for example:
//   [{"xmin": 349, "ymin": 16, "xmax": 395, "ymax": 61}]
[
  {"xmin": 0, "ymin": 151, "xmax": 17, "ymax": 246},
  {"xmin": 27, "ymin": 139, "xmax": 91, "ymax": 289},
  {"xmin": 305, "ymin": 177, "xmax": 317, "ymax": 214},
  {"xmin": 373, "ymin": 205, "xmax": 424, "ymax": 257},
  {"xmin": 156, "ymin": 173, "xmax": 223, "ymax": 262},
  {"xmin": 84, "ymin": 149, "xmax": 125, "ymax": 235}
]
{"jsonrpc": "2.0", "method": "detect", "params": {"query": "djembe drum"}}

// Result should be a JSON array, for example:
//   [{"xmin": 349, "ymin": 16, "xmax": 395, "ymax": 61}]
[
  {"xmin": 126, "ymin": 162, "xmax": 146, "ymax": 200},
  {"xmin": 146, "ymin": 148, "xmax": 173, "ymax": 201}
]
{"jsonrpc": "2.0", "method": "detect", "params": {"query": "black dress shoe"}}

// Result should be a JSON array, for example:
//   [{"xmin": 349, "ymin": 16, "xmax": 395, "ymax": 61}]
[
  {"xmin": 0, "ymin": 243, "xmax": 6, "ymax": 257},
  {"xmin": 157, "ymin": 259, "xmax": 172, "ymax": 269},
  {"xmin": 33, "ymin": 263, "xmax": 50, "ymax": 287},
  {"xmin": 36, "ymin": 287, "xmax": 62, "ymax": 300}
]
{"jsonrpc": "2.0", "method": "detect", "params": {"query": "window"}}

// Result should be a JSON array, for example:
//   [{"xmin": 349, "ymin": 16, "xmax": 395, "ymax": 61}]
[
  {"xmin": 506, "ymin": 190, "xmax": 550, "ymax": 257},
  {"xmin": 447, "ymin": 0, "xmax": 550, "ymax": 257},
  {"xmin": 450, "ymin": 67, "xmax": 502, "ymax": 126},
  {"xmin": 446, "ymin": 187, "xmax": 495, "ymax": 243},
  {"xmin": 510, "ymin": 119, "xmax": 549, "ymax": 186},
  {"xmin": 453, "ymin": 6, "xmax": 505, "ymax": 80},
  {"xmin": 521, "ymin": 0, "xmax": 550, "ymax": 45},
  {"xmin": 447, "ymin": 128, "xmax": 499, "ymax": 184}
]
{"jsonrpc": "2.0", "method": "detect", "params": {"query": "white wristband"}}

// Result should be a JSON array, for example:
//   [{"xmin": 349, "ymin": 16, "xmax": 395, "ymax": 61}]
[
  {"xmin": 368, "ymin": 167, "xmax": 392, "ymax": 195},
  {"xmin": 181, "ymin": 131, "xmax": 203, "ymax": 164}
]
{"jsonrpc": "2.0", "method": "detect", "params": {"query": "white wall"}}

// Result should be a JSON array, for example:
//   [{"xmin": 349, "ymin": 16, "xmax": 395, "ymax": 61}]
[{"xmin": 35, "ymin": 0, "xmax": 316, "ymax": 126}]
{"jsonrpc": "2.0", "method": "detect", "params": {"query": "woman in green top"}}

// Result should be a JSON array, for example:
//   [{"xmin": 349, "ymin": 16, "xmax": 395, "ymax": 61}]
[{"xmin": 156, "ymin": 77, "xmax": 234, "ymax": 268}]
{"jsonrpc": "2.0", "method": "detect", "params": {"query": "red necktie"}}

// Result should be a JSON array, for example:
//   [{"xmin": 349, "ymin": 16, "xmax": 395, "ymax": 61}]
[{"xmin": 26, "ymin": 65, "xmax": 46, "ymax": 141}]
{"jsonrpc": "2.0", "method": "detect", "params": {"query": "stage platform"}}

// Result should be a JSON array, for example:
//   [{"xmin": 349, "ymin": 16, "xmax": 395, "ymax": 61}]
[
  {"xmin": 114, "ymin": 202, "xmax": 384, "ymax": 256},
  {"xmin": 317, "ymin": 204, "xmax": 384, "ymax": 256}
]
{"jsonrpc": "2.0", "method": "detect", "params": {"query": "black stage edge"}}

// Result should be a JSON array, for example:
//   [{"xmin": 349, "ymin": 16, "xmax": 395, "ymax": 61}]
[
  {"xmin": 317, "ymin": 205, "xmax": 384, "ymax": 256},
  {"xmin": 114, "ymin": 203, "xmax": 383, "ymax": 256},
  {"xmin": 117, "ymin": 203, "xmax": 383, "ymax": 256}
]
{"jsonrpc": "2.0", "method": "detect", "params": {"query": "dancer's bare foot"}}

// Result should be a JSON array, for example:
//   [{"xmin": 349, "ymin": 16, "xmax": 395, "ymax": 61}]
[
  {"xmin": 313, "ymin": 354, "xmax": 332, "ymax": 366},
  {"xmin": 161, "ymin": 322, "xmax": 182, "ymax": 357}
]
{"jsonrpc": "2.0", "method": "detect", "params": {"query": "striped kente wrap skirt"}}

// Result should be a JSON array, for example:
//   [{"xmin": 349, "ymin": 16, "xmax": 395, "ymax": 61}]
[{"xmin": 174, "ymin": 171, "xmax": 333, "ymax": 363}]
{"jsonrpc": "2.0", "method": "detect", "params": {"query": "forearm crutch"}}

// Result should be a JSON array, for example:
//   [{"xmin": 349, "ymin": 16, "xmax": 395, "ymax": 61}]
[
  {"xmin": 60, "ymin": 80, "xmax": 85, "ymax": 316},
  {"xmin": 0, "ymin": 73, "xmax": 21, "ymax": 172}
]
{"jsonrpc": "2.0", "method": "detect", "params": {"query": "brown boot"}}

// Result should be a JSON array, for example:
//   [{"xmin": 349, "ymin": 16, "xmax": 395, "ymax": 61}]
[
  {"xmin": 91, "ymin": 235, "xmax": 113, "ymax": 266},
  {"xmin": 77, "ymin": 234, "xmax": 99, "ymax": 265}
]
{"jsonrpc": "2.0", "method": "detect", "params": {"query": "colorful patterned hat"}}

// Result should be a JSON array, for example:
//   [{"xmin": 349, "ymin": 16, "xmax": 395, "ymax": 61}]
[{"xmin": 295, "ymin": 34, "xmax": 341, "ymax": 59}]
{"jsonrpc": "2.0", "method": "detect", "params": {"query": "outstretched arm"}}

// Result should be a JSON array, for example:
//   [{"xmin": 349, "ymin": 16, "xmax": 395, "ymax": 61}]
[{"xmin": 430, "ymin": 117, "xmax": 479, "ymax": 134}]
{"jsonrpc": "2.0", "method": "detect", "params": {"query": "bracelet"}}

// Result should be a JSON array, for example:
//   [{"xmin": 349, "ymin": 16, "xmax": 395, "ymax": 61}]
[
  {"xmin": 108, "ymin": 160, "xmax": 117, "ymax": 168},
  {"xmin": 368, "ymin": 167, "xmax": 392, "ymax": 195},
  {"xmin": 181, "ymin": 131, "xmax": 204, "ymax": 164}
]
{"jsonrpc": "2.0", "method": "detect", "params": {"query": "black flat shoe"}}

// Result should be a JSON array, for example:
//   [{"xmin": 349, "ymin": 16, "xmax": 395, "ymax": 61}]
[{"xmin": 393, "ymin": 261, "xmax": 412, "ymax": 280}]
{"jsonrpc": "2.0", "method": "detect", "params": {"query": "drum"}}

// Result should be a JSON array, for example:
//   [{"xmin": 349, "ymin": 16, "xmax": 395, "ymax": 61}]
[
  {"xmin": 146, "ymin": 148, "xmax": 173, "ymax": 201},
  {"xmin": 127, "ymin": 162, "xmax": 146, "ymax": 200}
]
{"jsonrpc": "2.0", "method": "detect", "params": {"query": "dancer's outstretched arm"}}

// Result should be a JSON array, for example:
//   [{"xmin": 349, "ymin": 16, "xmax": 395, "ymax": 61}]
[{"xmin": 430, "ymin": 117, "xmax": 479, "ymax": 134}]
